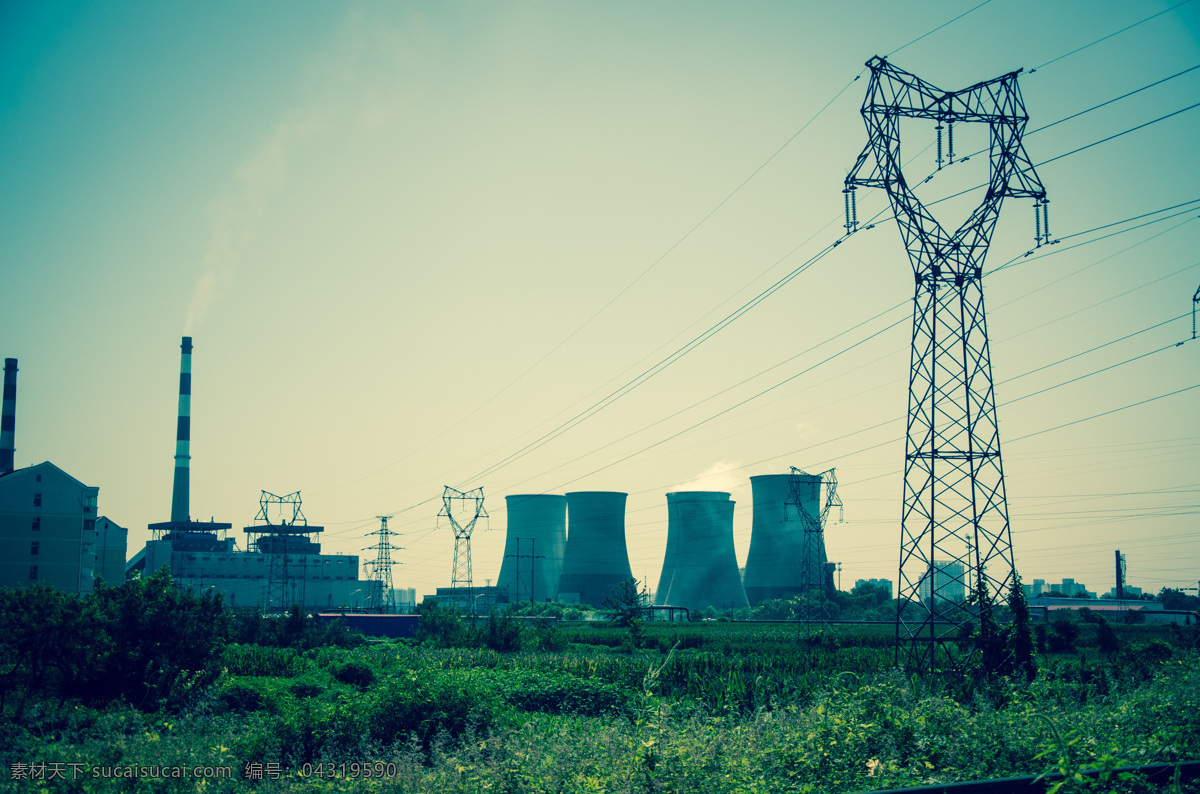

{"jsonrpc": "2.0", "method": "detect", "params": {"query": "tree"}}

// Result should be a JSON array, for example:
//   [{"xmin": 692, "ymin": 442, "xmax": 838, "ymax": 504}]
[
  {"xmin": 85, "ymin": 567, "xmax": 230, "ymax": 710},
  {"xmin": 603, "ymin": 579, "xmax": 648, "ymax": 629}
]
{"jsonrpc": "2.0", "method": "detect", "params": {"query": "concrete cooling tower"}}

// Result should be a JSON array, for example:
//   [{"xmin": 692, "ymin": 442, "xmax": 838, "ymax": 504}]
[
  {"xmin": 654, "ymin": 491, "xmax": 748, "ymax": 613},
  {"xmin": 556, "ymin": 491, "xmax": 633, "ymax": 607},
  {"xmin": 742, "ymin": 472, "xmax": 829, "ymax": 606},
  {"xmin": 495, "ymin": 494, "xmax": 566, "ymax": 603}
]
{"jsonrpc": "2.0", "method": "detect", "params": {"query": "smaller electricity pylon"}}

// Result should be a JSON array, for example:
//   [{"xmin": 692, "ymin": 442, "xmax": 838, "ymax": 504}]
[
  {"xmin": 788, "ymin": 468, "xmax": 842, "ymax": 627},
  {"xmin": 364, "ymin": 516, "xmax": 401, "ymax": 613},
  {"xmin": 244, "ymin": 490, "xmax": 321, "ymax": 613},
  {"xmin": 439, "ymin": 486, "xmax": 488, "ymax": 614}
]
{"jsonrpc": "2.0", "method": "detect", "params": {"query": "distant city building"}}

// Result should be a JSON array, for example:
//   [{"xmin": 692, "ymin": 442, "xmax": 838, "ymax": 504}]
[
  {"xmin": 1022, "ymin": 578, "xmax": 1048, "ymax": 598},
  {"xmin": 1106, "ymin": 585, "xmax": 1142, "ymax": 598},
  {"xmin": 854, "ymin": 578, "xmax": 893, "ymax": 599},
  {"xmin": 1052, "ymin": 578, "xmax": 1096, "ymax": 598},
  {"xmin": 917, "ymin": 561, "xmax": 966, "ymax": 604},
  {"xmin": 0, "ymin": 462, "xmax": 123, "ymax": 594}
]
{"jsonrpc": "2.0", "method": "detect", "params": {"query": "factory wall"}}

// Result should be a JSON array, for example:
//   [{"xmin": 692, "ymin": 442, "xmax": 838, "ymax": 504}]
[
  {"xmin": 654, "ymin": 491, "xmax": 748, "ymax": 613},
  {"xmin": 137, "ymin": 536, "xmax": 362, "ymax": 611},
  {"xmin": 0, "ymin": 461, "xmax": 108, "ymax": 594},
  {"xmin": 495, "ymin": 494, "xmax": 566, "ymax": 603},
  {"xmin": 557, "ymin": 491, "xmax": 633, "ymax": 608}
]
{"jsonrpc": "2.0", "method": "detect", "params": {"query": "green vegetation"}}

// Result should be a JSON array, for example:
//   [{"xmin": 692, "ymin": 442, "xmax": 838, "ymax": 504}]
[{"xmin": 1, "ymin": 576, "xmax": 1197, "ymax": 792}]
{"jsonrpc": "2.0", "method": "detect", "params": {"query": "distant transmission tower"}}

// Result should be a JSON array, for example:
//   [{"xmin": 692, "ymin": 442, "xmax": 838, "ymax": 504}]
[
  {"xmin": 244, "ymin": 490, "xmax": 320, "ymax": 612},
  {"xmin": 788, "ymin": 467, "xmax": 842, "ymax": 627},
  {"xmin": 365, "ymin": 516, "xmax": 401, "ymax": 613},
  {"xmin": 439, "ymin": 486, "xmax": 488, "ymax": 614},
  {"xmin": 844, "ymin": 57, "xmax": 1047, "ymax": 673}
]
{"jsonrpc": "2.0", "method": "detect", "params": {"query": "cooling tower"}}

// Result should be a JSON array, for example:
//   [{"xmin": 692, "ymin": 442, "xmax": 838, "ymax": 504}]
[
  {"xmin": 1, "ymin": 358, "xmax": 16, "ymax": 475},
  {"xmin": 654, "ymin": 491, "xmax": 748, "ymax": 613},
  {"xmin": 742, "ymin": 472, "xmax": 827, "ymax": 606},
  {"xmin": 556, "ymin": 491, "xmax": 633, "ymax": 607},
  {"xmin": 495, "ymin": 494, "xmax": 566, "ymax": 603},
  {"xmin": 171, "ymin": 337, "xmax": 193, "ymax": 522}
]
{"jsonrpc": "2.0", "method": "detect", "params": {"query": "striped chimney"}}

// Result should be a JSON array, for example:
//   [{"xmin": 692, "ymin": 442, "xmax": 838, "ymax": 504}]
[
  {"xmin": 170, "ymin": 337, "xmax": 192, "ymax": 523},
  {"xmin": 1, "ymin": 358, "xmax": 16, "ymax": 474}
]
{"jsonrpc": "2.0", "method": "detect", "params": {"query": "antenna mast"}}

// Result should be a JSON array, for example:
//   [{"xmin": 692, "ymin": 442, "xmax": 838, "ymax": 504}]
[{"xmin": 845, "ymin": 56, "xmax": 1047, "ymax": 673}]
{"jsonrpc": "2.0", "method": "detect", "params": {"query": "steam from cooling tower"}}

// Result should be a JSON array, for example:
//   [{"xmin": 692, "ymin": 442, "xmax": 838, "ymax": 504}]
[
  {"xmin": 1, "ymin": 359, "xmax": 16, "ymax": 475},
  {"xmin": 495, "ymin": 494, "xmax": 566, "ymax": 603},
  {"xmin": 170, "ymin": 337, "xmax": 193, "ymax": 523},
  {"xmin": 556, "ymin": 491, "xmax": 634, "ymax": 608},
  {"xmin": 655, "ymin": 491, "xmax": 748, "ymax": 613}
]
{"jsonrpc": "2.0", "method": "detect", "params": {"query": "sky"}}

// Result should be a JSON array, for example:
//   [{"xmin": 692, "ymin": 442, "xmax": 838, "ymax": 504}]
[{"xmin": 2, "ymin": 0, "xmax": 1198, "ymax": 601}]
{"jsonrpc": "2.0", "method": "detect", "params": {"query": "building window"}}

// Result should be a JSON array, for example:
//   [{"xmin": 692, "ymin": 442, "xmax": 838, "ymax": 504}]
[
  {"xmin": 33, "ymin": 493, "xmax": 42, "ymax": 507},
  {"xmin": 31, "ymin": 517, "xmax": 40, "ymax": 532},
  {"xmin": 35, "ymin": 474, "xmax": 41, "ymax": 482},
  {"xmin": 29, "ymin": 566, "xmax": 38, "ymax": 580},
  {"xmin": 30, "ymin": 542, "xmax": 39, "ymax": 556}
]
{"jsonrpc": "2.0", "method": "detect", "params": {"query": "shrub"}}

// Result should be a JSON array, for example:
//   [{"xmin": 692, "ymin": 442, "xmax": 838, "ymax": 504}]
[
  {"xmin": 1047, "ymin": 617, "xmax": 1080, "ymax": 653},
  {"xmin": 218, "ymin": 681, "xmax": 269, "ymax": 713},
  {"xmin": 368, "ymin": 670, "xmax": 502, "ymax": 748},
  {"xmin": 333, "ymin": 660, "xmax": 376, "ymax": 688},
  {"xmin": 289, "ymin": 677, "xmax": 327, "ymax": 699},
  {"xmin": 484, "ymin": 609, "xmax": 523, "ymax": 653}
]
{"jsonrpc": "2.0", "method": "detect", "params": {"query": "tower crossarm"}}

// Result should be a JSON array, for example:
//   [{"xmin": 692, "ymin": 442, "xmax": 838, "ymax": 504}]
[{"xmin": 846, "ymin": 57, "xmax": 1046, "ymax": 272}]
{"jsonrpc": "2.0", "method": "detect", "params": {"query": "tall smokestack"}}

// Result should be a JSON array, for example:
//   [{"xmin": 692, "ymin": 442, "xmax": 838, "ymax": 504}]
[
  {"xmin": 170, "ymin": 337, "xmax": 192, "ymax": 522},
  {"xmin": 1, "ymin": 358, "xmax": 16, "ymax": 474}
]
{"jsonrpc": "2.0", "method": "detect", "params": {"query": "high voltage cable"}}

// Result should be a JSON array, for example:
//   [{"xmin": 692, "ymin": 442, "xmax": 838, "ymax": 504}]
[
  {"xmin": 1038, "ymin": 101, "xmax": 1200, "ymax": 167},
  {"xmin": 1028, "ymin": 0, "xmax": 1197, "ymax": 73},
  {"xmin": 1007, "ymin": 383, "xmax": 1200, "ymax": 443},
  {"xmin": 374, "ymin": 41, "xmax": 1199, "ymax": 536},
  {"xmin": 884, "ymin": 0, "xmax": 995, "ymax": 58}
]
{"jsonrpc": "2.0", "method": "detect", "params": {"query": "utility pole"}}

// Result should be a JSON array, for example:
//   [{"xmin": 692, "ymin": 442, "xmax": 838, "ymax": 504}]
[
  {"xmin": 788, "ymin": 467, "xmax": 841, "ymax": 627},
  {"xmin": 504, "ymin": 538, "xmax": 545, "ymax": 603},
  {"xmin": 844, "ymin": 56, "xmax": 1047, "ymax": 673}
]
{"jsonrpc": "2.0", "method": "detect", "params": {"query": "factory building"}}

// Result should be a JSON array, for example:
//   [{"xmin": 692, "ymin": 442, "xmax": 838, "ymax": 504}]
[
  {"xmin": 557, "ymin": 491, "xmax": 634, "ymax": 607},
  {"xmin": 654, "ymin": 491, "xmax": 748, "ymax": 613},
  {"xmin": 0, "ymin": 358, "xmax": 126, "ymax": 594},
  {"xmin": 126, "ymin": 337, "xmax": 361, "ymax": 611},
  {"xmin": 495, "ymin": 494, "xmax": 566, "ymax": 604}
]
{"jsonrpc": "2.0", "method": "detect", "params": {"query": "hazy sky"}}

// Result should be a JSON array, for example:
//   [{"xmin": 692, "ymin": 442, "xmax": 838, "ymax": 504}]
[{"xmin": 2, "ymin": 0, "xmax": 1198, "ymax": 600}]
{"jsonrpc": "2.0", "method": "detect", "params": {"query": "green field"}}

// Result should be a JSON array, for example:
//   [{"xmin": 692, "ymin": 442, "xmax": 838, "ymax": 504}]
[{"xmin": 2, "ymin": 585, "xmax": 1198, "ymax": 793}]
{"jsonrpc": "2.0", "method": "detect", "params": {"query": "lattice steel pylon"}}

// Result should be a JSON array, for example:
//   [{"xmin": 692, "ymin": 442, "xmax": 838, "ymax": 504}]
[
  {"xmin": 365, "ymin": 516, "xmax": 401, "ymax": 613},
  {"xmin": 788, "ymin": 467, "xmax": 842, "ymax": 627},
  {"xmin": 439, "ymin": 486, "xmax": 488, "ymax": 614},
  {"xmin": 844, "ymin": 56, "xmax": 1047, "ymax": 673},
  {"xmin": 243, "ymin": 490, "xmax": 320, "ymax": 612}
]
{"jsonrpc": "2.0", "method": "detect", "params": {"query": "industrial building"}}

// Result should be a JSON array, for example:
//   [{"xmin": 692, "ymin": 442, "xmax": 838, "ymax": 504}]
[
  {"xmin": 742, "ymin": 472, "xmax": 834, "ymax": 606},
  {"xmin": 556, "ymin": 491, "xmax": 634, "ymax": 607},
  {"xmin": 126, "ymin": 337, "xmax": 362, "ymax": 611},
  {"xmin": 0, "ymin": 358, "xmax": 127, "ymax": 594},
  {"xmin": 654, "ymin": 491, "xmax": 748, "ymax": 613},
  {"xmin": 495, "ymin": 494, "xmax": 566, "ymax": 604}
]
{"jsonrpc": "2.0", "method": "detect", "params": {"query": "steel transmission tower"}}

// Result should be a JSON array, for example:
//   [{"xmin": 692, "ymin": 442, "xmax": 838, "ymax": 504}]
[
  {"xmin": 844, "ymin": 57, "xmax": 1047, "ymax": 673},
  {"xmin": 788, "ymin": 467, "xmax": 842, "ymax": 626},
  {"xmin": 244, "ymin": 490, "xmax": 320, "ymax": 612},
  {"xmin": 365, "ymin": 516, "xmax": 401, "ymax": 613},
  {"xmin": 439, "ymin": 486, "xmax": 488, "ymax": 614}
]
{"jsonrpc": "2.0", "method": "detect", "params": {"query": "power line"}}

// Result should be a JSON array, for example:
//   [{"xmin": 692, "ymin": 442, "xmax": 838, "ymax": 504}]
[{"xmin": 1028, "ymin": 0, "xmax": 1198, "ymax": 73}]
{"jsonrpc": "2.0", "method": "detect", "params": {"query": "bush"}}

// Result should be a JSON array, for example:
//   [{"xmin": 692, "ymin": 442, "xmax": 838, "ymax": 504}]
[
  {"xmin": 368, "ymin": 670, "xmax": 502, "ymax": 748},
  {"xmin": 484, "ymin": 609, "xmax": 523, "ymax": 653},
  {"xmin": 1047, "ymin": 617, "xmax": 1080, "ymax": 653},
  {"xmin": 333, "ymin": 660, "xmax": 376, "ymax": 688},
  {"xmin": 218, "ymin": 681, "xmax": 269, "ymax": 713}
]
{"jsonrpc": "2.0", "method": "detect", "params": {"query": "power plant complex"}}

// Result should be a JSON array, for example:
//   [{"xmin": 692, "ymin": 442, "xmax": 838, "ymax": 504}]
[{"xmin": 1, "ymin": 335, "xmax": 844, "ymax": 615}]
